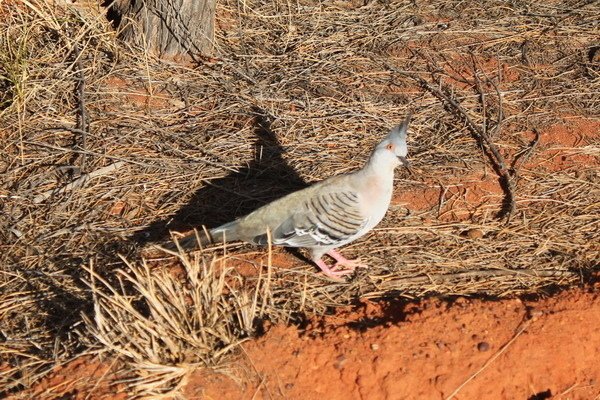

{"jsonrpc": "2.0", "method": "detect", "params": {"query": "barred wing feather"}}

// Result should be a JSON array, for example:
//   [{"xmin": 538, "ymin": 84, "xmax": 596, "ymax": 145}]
[{"xmin": 253, "ymin": 191, "xmax": 368, "ymax": 248}]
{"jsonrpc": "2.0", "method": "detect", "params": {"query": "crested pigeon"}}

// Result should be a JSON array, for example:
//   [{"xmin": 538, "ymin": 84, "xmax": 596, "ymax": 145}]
[{"xmin": 169, "ymin": 115, "xmax": 411, "ymax": 279}]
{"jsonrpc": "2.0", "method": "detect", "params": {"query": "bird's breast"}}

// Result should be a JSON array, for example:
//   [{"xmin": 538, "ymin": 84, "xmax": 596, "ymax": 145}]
[{"xmin": 358, "ymin": 174, "xmax": 394, "ymax": 225}]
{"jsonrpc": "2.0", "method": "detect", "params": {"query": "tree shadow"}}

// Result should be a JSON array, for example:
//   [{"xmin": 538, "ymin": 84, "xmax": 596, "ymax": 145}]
[{"xmin": 132, "ymin": 107, "xmax": 308, "ymax": 246}]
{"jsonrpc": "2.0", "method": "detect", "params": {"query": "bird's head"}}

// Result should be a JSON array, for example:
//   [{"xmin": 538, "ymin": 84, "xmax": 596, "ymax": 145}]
[{"xmin": 371, "ymin": 113, "xmax": 411, "ymax": 170}]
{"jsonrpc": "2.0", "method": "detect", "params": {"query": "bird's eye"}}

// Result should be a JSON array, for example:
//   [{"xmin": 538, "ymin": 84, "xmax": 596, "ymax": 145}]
[{"xmin": 386, "ymin": 143, "xmax": 394, "ymax": 151}]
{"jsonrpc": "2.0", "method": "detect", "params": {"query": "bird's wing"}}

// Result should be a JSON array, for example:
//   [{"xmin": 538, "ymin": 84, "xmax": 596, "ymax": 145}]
[{"xmin": 252, "ymin": 190, "xmax": 369, "ymax": 247}]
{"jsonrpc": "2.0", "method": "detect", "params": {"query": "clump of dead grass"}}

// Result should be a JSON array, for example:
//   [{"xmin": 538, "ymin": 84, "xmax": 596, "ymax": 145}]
[{"xmin": 82, "ymin": 248, "xmax": 269, "ymax": 397}]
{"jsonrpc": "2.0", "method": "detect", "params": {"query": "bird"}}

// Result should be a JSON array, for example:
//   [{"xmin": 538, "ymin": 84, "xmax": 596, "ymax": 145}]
[{"xmin": 166, "ymin": 114, "xmax": 411, "ymax": 279}]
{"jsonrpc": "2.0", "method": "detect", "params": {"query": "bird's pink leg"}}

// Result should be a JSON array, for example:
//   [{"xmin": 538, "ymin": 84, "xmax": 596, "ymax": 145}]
[
  {"xmin": 327, "ymin": 249, "xmax": 368, "ymax": 271},
  {"xmin": 315, "ymin": 259, "xmax": 354, "ymax": 279}
]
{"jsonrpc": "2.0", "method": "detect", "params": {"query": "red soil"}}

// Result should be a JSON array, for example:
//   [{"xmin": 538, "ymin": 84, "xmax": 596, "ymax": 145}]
[
  {"xmin": 17, "ymin": 283, "xmax": 600, "ymax": 400},
  {"xmin": 525, "ymin": 118, "xmax": 600, "ymax": 172},
  {"xmin": 16, "ymin": 357, "xmax": 128, "ymax": 400},
  {"xmin": 187, "ymin": 282, "xmax": 600, "ymax": 400}
]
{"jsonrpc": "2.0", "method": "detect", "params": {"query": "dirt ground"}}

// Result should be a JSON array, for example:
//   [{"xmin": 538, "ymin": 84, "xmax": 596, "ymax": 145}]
[
  {"xmin": 190, "ymin": 284, "xmax": 600, "ymax": 400},
  {"xmin": 20, "ymin": 280, "xmax": 600, "ymax": 400}
]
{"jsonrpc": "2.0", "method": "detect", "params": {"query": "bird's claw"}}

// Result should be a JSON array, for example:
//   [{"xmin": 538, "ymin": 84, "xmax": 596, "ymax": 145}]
[
  {"xmin": 314, "ymin": 251, "xmax": 370, "ymax": 280},
  {"xmin": 329, "ymin": 264, "xmax": 356, "ymax": 274},
  {"xmin": 322, "ymin": 268, "xmax": 353, "ymax": 281},
  {"xmin": 315, "ymin": 259, "xmax": 355, "ymax": 280},
  {"xmin": 332, "ymin": 258, "xmax": 367, "ymax": 271}
]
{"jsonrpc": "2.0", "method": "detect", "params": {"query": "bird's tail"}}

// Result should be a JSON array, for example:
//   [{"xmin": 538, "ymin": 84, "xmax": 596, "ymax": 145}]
[{"xmin": 161, "ymin": 221, "xmax": 239, "ymax": 251}]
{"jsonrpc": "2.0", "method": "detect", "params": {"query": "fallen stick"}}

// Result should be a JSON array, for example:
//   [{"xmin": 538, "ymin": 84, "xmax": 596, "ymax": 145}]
[
  {"xmin": 385, "ymin": 63, "xmax": 517, "ymax": 221},
  {"xmin": 72, "ymin": 43, "xmax": 88, "ymax": 171},
  {"xmin": 33, "ymin": 161, "xmax": 126, "ymax": 204}
]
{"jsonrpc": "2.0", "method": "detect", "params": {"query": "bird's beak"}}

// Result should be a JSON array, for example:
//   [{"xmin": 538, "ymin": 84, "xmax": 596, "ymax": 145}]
[
  {"xmin": 398, "ymin": 155, "xmax": 410, "ymax": 167},
  {"xmin": 398, "ymin": 156, "xmax": 414, "ymax": 175}
]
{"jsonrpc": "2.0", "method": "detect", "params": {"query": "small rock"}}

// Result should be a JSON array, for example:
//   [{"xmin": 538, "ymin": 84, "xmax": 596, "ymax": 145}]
[
  {"xmin": 371, "ymin": 343, "xmax": 380, "ymax": 351},
  {"xmin": 466, "ymin": 228, "xmax": 484, "ymax": 239},
  {"xmin": 455, "ymin": 297, "xmax": 468, "ymax": 306},
  {"xmin": 527, "ymin": 308, "xmax": 544, "ymax": 320},
  {"xmin": 477, "ymin": 341, "xmax": 490, "ymax": 352},
  {"xmin": 333, "ymin": 354, "xmax": 347, "ymax": 370}
]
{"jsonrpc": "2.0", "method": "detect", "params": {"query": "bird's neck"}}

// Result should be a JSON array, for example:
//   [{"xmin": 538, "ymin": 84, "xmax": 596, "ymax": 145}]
[
  {"xmin": 365, "ymin": 150, "xmax": 396, "ymax": 171},
  {"xmin": 359, "ymin": 152, "xmax": 396, "ymax": 183},
  {"xmin": 353, "ymin": 153, "xmax": 396, "ymax": 210}
]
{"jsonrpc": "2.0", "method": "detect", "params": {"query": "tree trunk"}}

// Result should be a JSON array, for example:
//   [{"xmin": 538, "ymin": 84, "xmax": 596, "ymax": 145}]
[{"xmin": 111, "ymin": 0, "xmax": 216, "ymax": 59}]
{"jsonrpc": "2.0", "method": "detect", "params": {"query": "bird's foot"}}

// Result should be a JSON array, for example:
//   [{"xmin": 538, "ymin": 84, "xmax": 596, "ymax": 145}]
[
  {"xmin": 327, "ymin": 249, "xmax": 368, "ymax": 271},
  {"xmin": 315, "ymin": 259, "xmax": 354, "ymax": 281}
]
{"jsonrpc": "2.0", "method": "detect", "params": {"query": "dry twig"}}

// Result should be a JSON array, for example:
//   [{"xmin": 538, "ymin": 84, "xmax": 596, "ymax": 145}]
[
  {"xmin": 33, "ymin": 161, "xmax": 126, "ymax": 204},
  {"xmin": 387, "ymin": 63, "xmax": 517, "ymax": 221},
  {"xmin": 72, "ymin": 43, "xmax": 88, "ymax": 171}
]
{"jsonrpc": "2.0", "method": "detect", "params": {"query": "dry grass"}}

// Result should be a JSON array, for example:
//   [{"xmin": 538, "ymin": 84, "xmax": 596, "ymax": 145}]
[
  {"xmin": 82, "ymin": 249, "xmax": 268, "ymax": 397},
  {"xmin": 1, "ymin": 0, "xmax": 599, "ymax": 396}
]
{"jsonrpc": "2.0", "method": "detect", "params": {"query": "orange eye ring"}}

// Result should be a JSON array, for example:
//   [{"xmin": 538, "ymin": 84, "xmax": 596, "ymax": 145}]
[{"xmin": 385, "ymin": 143, "xmax": 394, "ymax": 151}]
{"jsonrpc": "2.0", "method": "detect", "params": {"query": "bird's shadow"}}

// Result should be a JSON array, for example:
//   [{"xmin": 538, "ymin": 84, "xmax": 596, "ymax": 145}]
[{"xmin": 132, "ymin": 107, "xmax": 309, "ymax": 261}]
